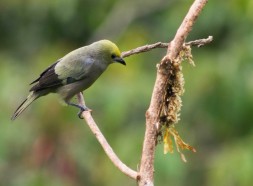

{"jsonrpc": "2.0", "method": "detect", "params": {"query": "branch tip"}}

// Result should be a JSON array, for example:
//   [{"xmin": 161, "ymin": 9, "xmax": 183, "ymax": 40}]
[{"xmin": 121, "ymin": 36, "xmax": 212, "ymax": 59}]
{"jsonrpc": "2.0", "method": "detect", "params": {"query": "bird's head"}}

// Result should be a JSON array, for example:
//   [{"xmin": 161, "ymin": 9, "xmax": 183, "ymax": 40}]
[{"xmin": 92, "ymin": 40, "xmax": 126, "ymax": 66}]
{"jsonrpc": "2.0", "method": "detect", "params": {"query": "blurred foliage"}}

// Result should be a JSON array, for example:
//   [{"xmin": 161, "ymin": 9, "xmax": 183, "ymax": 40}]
[{"xmin": 1, "ymin": 0, "xmax": 253, "ymax": 185}]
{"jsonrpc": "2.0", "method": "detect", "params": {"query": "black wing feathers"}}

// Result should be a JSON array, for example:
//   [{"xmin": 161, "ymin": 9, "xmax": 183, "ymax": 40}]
[
  {"xmin": 30, "ymin": 61, "xmax": 59, "ymax": 85},
  {"xmin": 30, "ymin": 60, "xmax": 63, "ymax": 92}
]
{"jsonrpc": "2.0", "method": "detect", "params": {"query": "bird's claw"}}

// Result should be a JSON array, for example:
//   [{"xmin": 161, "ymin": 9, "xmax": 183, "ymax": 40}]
[
  {"xmin": 78, "ymin": 110, "xmax": 84, "ymax": 119},
  {"xmin": 77, "ymin": 107, "xmax": 92, "ymax": 119}
]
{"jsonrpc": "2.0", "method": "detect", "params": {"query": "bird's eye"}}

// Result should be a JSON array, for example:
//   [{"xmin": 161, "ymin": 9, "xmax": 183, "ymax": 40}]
[{"xmin": 111, "ymin": 54, "xmax": 116, "ymax": 59}]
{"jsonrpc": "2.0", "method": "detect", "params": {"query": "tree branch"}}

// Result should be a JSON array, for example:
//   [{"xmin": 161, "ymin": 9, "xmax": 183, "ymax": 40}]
[
  {"xmin": 77, "ymin": 93, "xmax": 138, "ymax": 180},
  {"xmin": 121, "ymin": 36, "xmax": 213, "ymax": 58},
  {"xmin": 186, "ymin": 36, "xmax": 213, "ymax": 47},
  {"xmin": 167, "ymin": 0, "xmax": 209, "ymax": 60},
  {"xmin": 76, "ymin": 0, "xmax": 209, "ymax": 185},
  {"xmin": 138, "ymin": 0, "xmax": 208, "ymax": 186}
]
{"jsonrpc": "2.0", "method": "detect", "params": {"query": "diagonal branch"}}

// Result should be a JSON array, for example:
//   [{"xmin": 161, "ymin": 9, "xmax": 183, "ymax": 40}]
[
  {"xmin": 138, "ymin": 0, "xmax": 208, "ymax": 186},
  {"xmin": 167, "ymin": 0, "xmax": 209, "ymax": 60},
  {"xmin": 76, "ymin": 0, "xmax": 209, "ymax": 185},
  {"xmin": 77, "ymin": 93, "xmax": 138, "ymax": 180}
]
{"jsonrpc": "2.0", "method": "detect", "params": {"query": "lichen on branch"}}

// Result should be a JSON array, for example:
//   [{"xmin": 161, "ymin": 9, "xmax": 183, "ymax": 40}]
[{"xmin": 158, "ymin": 45, "xmax": 196, "ymax": 162}]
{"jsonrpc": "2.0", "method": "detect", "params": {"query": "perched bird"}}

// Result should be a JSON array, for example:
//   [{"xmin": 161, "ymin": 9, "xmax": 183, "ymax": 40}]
[{"xmin": 11, "ymin": 40, "xmax": 126, "ymax": 120}]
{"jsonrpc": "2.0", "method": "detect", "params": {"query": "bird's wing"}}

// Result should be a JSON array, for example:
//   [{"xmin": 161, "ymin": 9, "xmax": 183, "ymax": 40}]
[
  {"xmin": 30, "ymin": 59, "xmax": 61, "ymax": 85},
  {"xmin": 30, "ymin": 55, "xmax": 94, "ymax": 92}
]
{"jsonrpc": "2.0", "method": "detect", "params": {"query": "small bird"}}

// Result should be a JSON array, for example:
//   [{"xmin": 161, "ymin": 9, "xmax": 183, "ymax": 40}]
[{"xmin": 11, "ymin": 40, "xmax": 126, "ymax": 120}]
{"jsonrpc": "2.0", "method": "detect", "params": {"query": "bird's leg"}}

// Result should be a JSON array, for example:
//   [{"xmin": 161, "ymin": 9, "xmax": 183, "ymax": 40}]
[{"xmin": 67, "ymin": 102, "xmax": 90, "ymax": 119}]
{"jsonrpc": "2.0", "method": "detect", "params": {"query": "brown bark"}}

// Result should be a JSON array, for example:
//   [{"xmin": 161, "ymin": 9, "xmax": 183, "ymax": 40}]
[
  {"xmin": 77, "ymin": 0, "xmax": 209, "ymax": 185},
  {"xmin": 138, "ymin": 0, "xmax": 208, "ymax": 185}
]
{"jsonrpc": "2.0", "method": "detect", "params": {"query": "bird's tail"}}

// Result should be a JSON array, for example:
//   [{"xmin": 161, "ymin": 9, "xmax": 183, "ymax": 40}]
[{"xmin": 11, "ymin": 91, "xmax": 39, "ymax": 120}]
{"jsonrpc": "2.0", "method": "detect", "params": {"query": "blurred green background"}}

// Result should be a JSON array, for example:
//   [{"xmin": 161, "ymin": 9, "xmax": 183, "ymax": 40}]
[{"xmin": 1, "ymin": 0, "xmax": 253, "ymax": 185}]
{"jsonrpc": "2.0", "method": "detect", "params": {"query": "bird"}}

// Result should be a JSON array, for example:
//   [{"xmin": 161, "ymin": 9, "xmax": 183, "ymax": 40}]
[{"xmin": 11, "ymin": 40, "xmax": 126, "ymax": 120}]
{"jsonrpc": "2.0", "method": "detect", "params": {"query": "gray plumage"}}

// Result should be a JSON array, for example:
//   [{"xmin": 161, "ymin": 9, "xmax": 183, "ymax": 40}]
[{"xmin": 11, "ymin": 40, "xmax": 125, "ymax": 120}]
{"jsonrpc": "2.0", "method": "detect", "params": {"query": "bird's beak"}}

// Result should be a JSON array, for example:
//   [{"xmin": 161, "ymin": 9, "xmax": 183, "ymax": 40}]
[{"xmin": 113, "ymin": 57, "xmax": 126, "ymax": 65}]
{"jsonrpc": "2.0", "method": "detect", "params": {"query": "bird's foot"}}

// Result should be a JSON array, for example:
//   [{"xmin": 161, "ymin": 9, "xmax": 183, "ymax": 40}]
[
  {"xmin": 77, "ymin": 106, "xmax": 92, "ymax": 119},
  {"xmin": 67, "ymin": 102, "xmax": 92, "ymax": 119}
]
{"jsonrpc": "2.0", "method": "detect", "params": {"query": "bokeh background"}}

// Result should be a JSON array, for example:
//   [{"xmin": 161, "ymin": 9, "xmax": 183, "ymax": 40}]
[{"xmin": 1, "ymin": 0, "xmax": 253, "ymax": 185}]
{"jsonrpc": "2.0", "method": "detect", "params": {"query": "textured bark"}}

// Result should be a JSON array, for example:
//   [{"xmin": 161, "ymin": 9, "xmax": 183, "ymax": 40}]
[
  {"xmin": 138, "ymin": 0, "xmax": 208, "ymax": 185},
  {"xmin": 138, "ymin": 63, "xmax": 171, "ymax": 186},
  {"xmin": 76, "ymin": 0, "xmax": 209, "ymax": 185}
]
